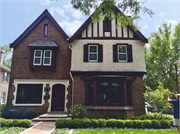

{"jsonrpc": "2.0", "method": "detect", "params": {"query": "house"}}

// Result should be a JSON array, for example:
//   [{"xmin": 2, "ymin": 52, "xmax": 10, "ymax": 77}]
[
  {"xmin": 7, "ymin": 5, "xmax": 147, "ymax": 119},
  {"xmin": 0, "ymin": 48, "xmax": 11, "ymax": 104}
]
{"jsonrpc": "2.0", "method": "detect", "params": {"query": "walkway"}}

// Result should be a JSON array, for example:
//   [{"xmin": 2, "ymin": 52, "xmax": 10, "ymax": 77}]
[{"xmin": 20, "ymin": 121, "xmax": 55, "ymax": 134}]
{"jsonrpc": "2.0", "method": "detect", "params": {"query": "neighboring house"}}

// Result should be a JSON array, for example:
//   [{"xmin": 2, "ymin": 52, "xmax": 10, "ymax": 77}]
[
  {"xmin": 0, "ymin": 48, "xmax": 11, "ymax": 104},
  {"xmin": 7, "ymin": 5, "xmax": 148, "ymax": 119}
]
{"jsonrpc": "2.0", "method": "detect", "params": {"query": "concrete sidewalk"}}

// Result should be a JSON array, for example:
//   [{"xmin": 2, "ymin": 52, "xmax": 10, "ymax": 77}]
[{"xmin": 20, "ymin": 121, "xmax": 55, "ymax": 134}]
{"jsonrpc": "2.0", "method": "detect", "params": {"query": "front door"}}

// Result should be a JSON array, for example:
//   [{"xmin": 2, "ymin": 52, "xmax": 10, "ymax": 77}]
[{"xmin": 51, "ymin": 84, "xmax": 65, "ymax": 111}]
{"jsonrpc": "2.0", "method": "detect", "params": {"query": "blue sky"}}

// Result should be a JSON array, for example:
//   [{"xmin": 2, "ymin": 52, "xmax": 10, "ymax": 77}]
[{"xmin": 0, "ymin": 0, "xmax": 179, "ymax": 47}]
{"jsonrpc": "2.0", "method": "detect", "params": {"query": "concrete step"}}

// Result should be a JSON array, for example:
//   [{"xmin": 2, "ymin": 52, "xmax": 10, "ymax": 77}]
[
  {"xmin": 32, "ymin": 117, "xmax": 71, "ymax": 122},
  {"xmin": 39, "ymin": 113, "xmax": 68, "ymax": 118}
]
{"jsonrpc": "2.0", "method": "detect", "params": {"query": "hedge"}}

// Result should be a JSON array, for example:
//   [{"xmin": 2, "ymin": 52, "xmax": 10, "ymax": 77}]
[
  {"xmin": 55, "ymin": 118, "xmax": 172, "ymax": 129},
  {"xmin": 0, "ymin": 118, "xmax": 31, "ymax": 128}
]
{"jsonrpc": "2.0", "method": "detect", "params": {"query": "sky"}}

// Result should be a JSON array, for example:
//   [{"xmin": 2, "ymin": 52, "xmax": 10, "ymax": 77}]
[{"xmin": 0, "ymin": 0, "xmax": 180, "ymax": 47}]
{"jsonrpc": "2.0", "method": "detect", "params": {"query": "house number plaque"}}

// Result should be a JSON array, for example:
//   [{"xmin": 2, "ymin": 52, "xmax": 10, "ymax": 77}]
[{"xmin": 44, "ymin": 95, "xmax": 50, "ymax": 99}]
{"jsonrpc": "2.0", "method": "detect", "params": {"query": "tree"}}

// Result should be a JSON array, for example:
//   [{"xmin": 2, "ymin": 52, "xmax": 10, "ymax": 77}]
[
  {"xmin": 144, "ymin": 23, "xmax": 180, "ymax": 93},
  {"xmin": 53, "ymin": 0, "xmax": 154, "ymax": 30},
  {"xmin": 0, "ymin": 44, "xmax": 12, "ymax": 69},
  {"xmin": 144, "ymin": 82, "xmax": 171, "ymax": 113}
]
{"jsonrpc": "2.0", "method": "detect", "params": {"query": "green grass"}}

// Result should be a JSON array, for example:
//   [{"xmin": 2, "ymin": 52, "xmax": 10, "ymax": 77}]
[
  {"xmin": 0, "ymin": 127, "xmax": 26, "ymax": 134},
  {"xmin": 72, "ymin": 128, "xmax": 179, "ymax": 134},
  {"xmin": 51, "ymin": 128, "xmax": 70, "ymax": 134},
  {"xmin": 0, "ymin": 127, "xmax": 7, "ymax": 132}
]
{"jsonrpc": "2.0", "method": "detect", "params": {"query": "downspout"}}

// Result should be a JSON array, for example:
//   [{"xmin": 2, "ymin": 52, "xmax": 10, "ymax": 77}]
[{"xmin": 68, "ymin": 43, "xmax": 74, "ymax": 108}]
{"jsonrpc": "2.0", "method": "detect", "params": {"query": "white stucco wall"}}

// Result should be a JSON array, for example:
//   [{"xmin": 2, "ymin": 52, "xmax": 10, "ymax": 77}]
[{"xmin": 70, "ymin": 40, "xmax": 146, "ymax": 71}]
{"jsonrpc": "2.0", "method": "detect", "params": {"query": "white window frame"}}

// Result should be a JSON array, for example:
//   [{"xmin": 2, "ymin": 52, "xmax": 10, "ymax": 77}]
[
  {"xmin": 1, "ymin": 92, "xmax": 5, "ymax": 104},
  {"xmin": 33, "ymin": 50, "xmax": 42, "ymax": 65},
  {"xmin": 88, "ymin": 45, "xmax": 98, "ymax": 62},
  {"xmin": 3, "ymin": 72, "xmax": 7, "ymax": 82},
  {"xmin": 118, "ymin": 45, "xmax": 127, "ymax": 62},
  {"xmin": 43, "ymin": 50, "xmax": 52, "ymax": 66}
]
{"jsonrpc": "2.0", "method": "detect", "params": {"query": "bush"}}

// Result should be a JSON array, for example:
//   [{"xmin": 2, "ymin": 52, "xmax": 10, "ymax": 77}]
[
  {"xmin": 0, "ymin": 118, "xmax": 13, "ymax": 127},
  {"xmin": 55, "ymin": 119, "xmax": 67, "ymax": 128},
  {"xmin": 13, "ymin": 120, "xmax": 22, "ymax": 127},
  {"xmin": 1, "ymin": 104, "xmax": 6, "ymax": 115},
  {"xmin": 115, "ymin": 120, "xmax": 124, "ymax": 128},
  {"xmin": 97, "ymin": 119, "xmax": 106, "ymax": 127},
  {"xmin": 143, "ymin": 120, "xmax": 152, "ymax": 128},
  {"xmin": 133, "ymin": 120, "xmax": 144, "ymax": 128},
  {"xmin": 14, "ymin": 112, "xmax": 24, "ymax": 119},
  {"xmin": 82, "ymin": 118, "xmax": 91, "ymax": 128},
  {"xmin": 88, "ymin": 116, "xmax": 99, "ymax": 119},
  {"xmin": 115, "ymin": 116, "xmax": 125, "ymax": 120},
  {"xmin": 67, "ymin": 104, "xmax": 87, "ymax": 119},
  {"xmin": 20, "ymin": 119, "xmax": 31, "ymax": 128},
  {"xmin": 104, "ymin": 117, "xmax": 112, "ymax": 120},
  {"xmin": 124, "ymin": 120, "xmax": 134, "ymax": 128},
  {"xmin": 160, "ymin": 120, "xmax": 171, "ymax": 128},
  {"xmin": 91, "ymin": 119, "xmax": 98, "ymax": 128},
  {"xmin": 151, "ymin": 120, "xmax": 161, "ymax": 129},
  {"xmin": 26, "ymin": 112, "xmax": 38, "ymax": 119},
  {"xmin": 130, "ymin": 116, "xmax": 139, "ymax": 120},
  {"xmin": 106, "ymin": 119, "xmax": 116, "ymax": 128}
]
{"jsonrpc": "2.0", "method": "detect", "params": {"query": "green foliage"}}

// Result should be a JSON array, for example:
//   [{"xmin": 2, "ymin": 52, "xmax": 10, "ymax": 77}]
[
  {"xmin": 124, "ymin": 120, "xmax": 134, "ymax": 128},
  {"xmin": 62, "ymin": 0, "xmax": 154, "ymax": 30},
  {"xmin": 0, "ymin": 104, "xmax": 6, "ymax": 115},
  {"xmin": 106, "ymin": 119, "xmax": 117, "ymax": 127},
  {"xmin": 25, "ymin": 112, "xmax": 38, "ymax": 119},
  {"xmin": 14, "ymin": 112, "xmax": 24, "ymax": 119},
  {"xmin": 51, "ymin": 128, "xmax": 70, "ymax": 134},
  {"xmin": 160, "ymin": 119, "xmax": 171, "ymax": 128},
  {"xmin": 115, "ymin": 120, "xmax": 124, "ymax": 128},
  {"xmin": 97, "ymin": 119, "xmax": 106, "ymax": 127},
  {"xmin": 87, "ymin": 116, "xmax": 99, "ymax": 119},
  {"xmin": 131, "ymin": 113, "xmax": 173, "ymax": 120},
  {"xmin": 91, "ymin": 119, "xmax": 99, "ymax": 128},
  {"xmin": 144, "ymin": 82, "xmax": 172, "ymax": 112},
  {"xmin": 1, "ymin": 127, "xmax": 26, "ymax": 134},
  {"xmin": 82, "ymin": 118, "xmax": 91, "ymax": 128},
  {"xmin": 151, "ymin": 120, "xmax": 161, "ymax": 129},
  {"xmin": 55, "ymin": 119, "xmax": 67, "ymax": 128},
  {"xmin": 104, "ymin": 116, "xmax": 111, "ymax": 120},
  {"xmin": 142, "ymin": 120, "xmax": 152, "ymax": 129},
  {"xmin": 67, "ymin": 104, "xmax": 87, "ymax": 119},
  {"xmin": 115, "ymin": 116, "xmax": 125, "ymax": 120},
  {"xmin": 144, "ymin": 23, "xmax": 180, "ymax": 93},
  {"xmin": 0, "ymin": 118, "xmax": 13, "ymax": 127},
  {"xmin": 19, "ymin": 119, "xmax": 31, "ymax": 128},
  {"xmin": 0, "ymin": 44, "xmax": 12, "ymax": 69},
  {"xmin": 133, "ymin": 120, "xmax": 144, "ymax": 129}
]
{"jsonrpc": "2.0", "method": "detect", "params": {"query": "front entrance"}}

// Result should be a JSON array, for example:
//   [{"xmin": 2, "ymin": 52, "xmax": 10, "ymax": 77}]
[{"xmin": 51, "ymin": 84, "xmax": 65, "ymax": 111}]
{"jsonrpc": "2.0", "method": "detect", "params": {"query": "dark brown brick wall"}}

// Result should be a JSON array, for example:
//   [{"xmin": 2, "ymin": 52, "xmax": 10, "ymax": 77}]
[
  {"xmin": 7, "ymin": 16, "xmax": 72, "ymax": 114},
  {"xmin": 73, "ymin": 75, "xmax": 145, "ymax": 119}
]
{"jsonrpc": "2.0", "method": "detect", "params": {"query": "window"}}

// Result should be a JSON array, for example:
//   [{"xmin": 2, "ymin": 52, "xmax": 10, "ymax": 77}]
[
  {"xmin": 104, "ymin": 17, "xmax": 111, "ymax": 32},
  {"xmin": 88, "ymin": 83, "xmax": 94, "ymax": 104},
  {"xmin": 89, "ymin": 45, "xmax": 98, "ymax": 62},
  {"xmin": 1, "ymin": 92, "xmax": 5, "ymax": 104},
  {"xmin": 3, "ymin": 72, "xmax": 9, "ymax": 82},
  {"xmin": 44, "ymin": 24, "xmax": 48, "ymax": 36},
  {"xmin": 33, "ymin": 50, "xmax": 52, "ymax": 66},
  {"xmin": 16, "ymin": 84, "xmax": 43, "ymax": 104},
  {"xmin": 43, "ymin": 50, "xmax": 52, "ymax": 65},
  {"xmin": 34, "ymin": 50, "xmax": 42, "ymax": 65},
  {"xmin": 84, "ymin": 44, "xmax": 103, "ymax": 62},
  {"xmin": 113, "ymin": 44, "xmax": 133, "ymax": 62},
  {"xmin": 100, "ymin": 82, "xmax": 109, "ymax": 104},
  {"xmin": 118, "ymin": 45, "xmax": 127, "ymax": 62}
]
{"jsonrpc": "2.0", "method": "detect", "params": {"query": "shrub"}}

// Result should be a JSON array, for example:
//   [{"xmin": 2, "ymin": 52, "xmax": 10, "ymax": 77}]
[
  {"xmin": 130, "ymin": 116, "xmax": 139, "ymax": 120},
  {"xmin": 115, "ymin": 116, "xmax": 125, "ymax": 120},
  {"xmin": 67, "ymin": 104, "xmax": 87, "ymax": 119},
  {"xmin": 143, "ymin": 120, "xmax": 152, "ymax": 128},
  {"xmin": 82, "ymin": 118, "xmax": 91, "ymax": 128},
  {"xmin": 25, "ymin": 112, "xmax": 38, "ymax": 119},
  {"xmin": 56, "ymin": 119, "xmax": 67, "ymax": 128},
  {"xmin": 106, "ymin": 119, "xmax": 116, "ymax": 128},
  {"xmin": 13, "ymin": 120, "xmax": 22, "ymax": 127},
  {"xmin": 91, "ymin": 119, "xmax": 98, "ymax": 128},
  {"xmin": 20, "ymin": 119, "xmax": 31, "ymax": 128},
  {"xmin": 151, "ymin": 120, "xmax": 161, "ymax": 129},
  {"xmin": 97, "ymin": 119, "xmax": 106, "ymax": 127},
  {"xmin": 124, "ymin": 120, "xmax": 134, "ymax": 128},
  {"xmin": 88, "ymin": 116, "xmax": 99, "ymax": 119},
  {"xmin": 115, "ymin": 120, "xmax": 124, "ymax": 128},
  {"xmin": 0, "ymin": 104, "xmax": 6, "ymax": 115},
  {"xmin": 133, "ymin": 120, "xmax": 144, "ymax": 128},
  {"xmin": 14, "ymin": 112, "xmax": 24, "ymax": 119},
  {"xmin": 160, "ymin": 120, "xmax": 171, "ymax": 128},
  {"xmin": 0, "ymin": 118, "xmax": 13, "ymax": 127}
]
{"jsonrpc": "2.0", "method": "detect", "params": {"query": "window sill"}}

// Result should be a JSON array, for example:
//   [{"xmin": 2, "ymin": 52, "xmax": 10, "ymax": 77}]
[
  {"xmin": 29, "ymin": 65, "xmax": 55, "ymax": 69},
  {"xmin": 85, "ymin": 106, "xmax": 134, "ymax": 110},
  {"xmin": 13, "ymin": 104, "xmax": 43, "ymax": 106}
]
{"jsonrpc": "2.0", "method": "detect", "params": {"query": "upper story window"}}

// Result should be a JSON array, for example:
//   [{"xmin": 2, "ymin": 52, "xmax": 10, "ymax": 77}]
[
  {"xmin": 89, "ymin": 45, "xmax": 98, "ymax": 62},
  {"xmin": 118, "ymin": 45, "xmax": 127, "ymax": 62},
  {"xmin": 84, "ymin": 44, "xmax": 103, "ymax": 62},
  {"xmin": 34, "ymin": 50, "xmax": 42, "ymax": 65},
  {"xmin": 113, "ymin": 44, "xmax": 133, "ymax": 62},
  {"xmin": 3, "ymin": 72, "xmax": 9, "ymax": 82},
  {"xmin": 33, "ymin": 50, "xmax": 52, "ymax": 66},
  {"xmin": 1, "ymin": 92, "xmax": 5, "ymax": 104},
  {"xmin": 44, "ymin": 24, "xmax": 48, "ymax": 36},
  {"xmin": 104, "ymin": 17, "xmax": 111, "ymax": 32}
]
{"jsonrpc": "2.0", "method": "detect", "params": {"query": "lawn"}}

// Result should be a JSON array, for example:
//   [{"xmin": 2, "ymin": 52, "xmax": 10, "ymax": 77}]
[
  {"xmin": 51, "ymin": 128, "xmax": 179, "ymax": 134},
  {"xmin": 0, "ymin": 127, "xmax": 26, "ymax": 134}
]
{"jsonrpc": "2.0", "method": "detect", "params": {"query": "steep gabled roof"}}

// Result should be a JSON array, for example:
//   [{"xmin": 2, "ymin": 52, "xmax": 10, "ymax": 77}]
[
  {"xmin": 10, "ymin": 9, "xmax": 68, "ymax": 48},
  {"xmin": 69, "ymin": 5, "xmax": 148, "ymax": 43}
]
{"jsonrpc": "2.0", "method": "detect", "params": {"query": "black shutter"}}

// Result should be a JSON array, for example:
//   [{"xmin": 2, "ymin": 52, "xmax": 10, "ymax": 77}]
[
  {"xmin": 113, "ymin": 45, "xmax": 118, "ymax": 62},
  {"xmin": 127, "ymin": 45, "xmax": 133, "ymax": 62},
  {"xmin": 98, "ymin": 44, "xmax": 103, "ymax": 62},
  {"xmin": 84, "ymin": 44, "xmax": 88, "ymax": 62}
]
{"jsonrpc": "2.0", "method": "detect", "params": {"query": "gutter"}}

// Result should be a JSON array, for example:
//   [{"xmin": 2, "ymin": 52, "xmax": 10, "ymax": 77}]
[{"xmin": 68, "ymin": 43, "xmax": 74, "ymax": 108}]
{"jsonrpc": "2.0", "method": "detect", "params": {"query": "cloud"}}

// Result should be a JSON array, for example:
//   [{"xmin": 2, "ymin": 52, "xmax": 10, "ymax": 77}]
[
  {"xmin": 159, "ymin": 12, "xmax": 166, "ymax": 18},
  {"xmin": 164, "ymin": 19, "xmax": 178, "ymax": 27},
  {"xmin": 59, "ymin": 20, "xmax": 83, "ymax": 36},
  {"xmin": 41, "ymin": 0, "xmax": 51, "ymax": 6},
  {"xmin": 142, "ymin": 24, "xmax": 149, "ymax": 31}
]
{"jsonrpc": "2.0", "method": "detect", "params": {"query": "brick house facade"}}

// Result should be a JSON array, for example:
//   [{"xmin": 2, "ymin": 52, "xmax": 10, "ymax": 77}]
[{"xmin": 7, "ymin": 6, "xmax": 147, "ymax": 118}]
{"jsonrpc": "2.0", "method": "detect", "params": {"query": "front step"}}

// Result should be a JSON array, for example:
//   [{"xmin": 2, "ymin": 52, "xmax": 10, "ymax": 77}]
[{"xmin": 32, "ymin": 112, "xmax": 71, "ymax": 122}]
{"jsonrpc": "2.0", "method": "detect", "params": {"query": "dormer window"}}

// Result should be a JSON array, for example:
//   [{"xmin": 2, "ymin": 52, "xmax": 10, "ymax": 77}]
[
  {"xmin": 43, "ymin": 50, "xmax": 52, "ymax": 65},
  {"xmin": 44, "ymin": 24, "xmax": 48, "ymax": 36},
  {"xmin": 34, "ymin": 50, "xmax": 42, "ymax": 65}
]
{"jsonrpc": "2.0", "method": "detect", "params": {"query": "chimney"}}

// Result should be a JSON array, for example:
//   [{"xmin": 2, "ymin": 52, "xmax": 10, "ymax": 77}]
[{"xmin": 0, "ymin": 48, "xmax": 4, "ymax": 65}]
